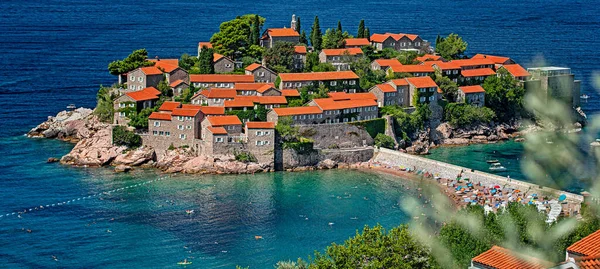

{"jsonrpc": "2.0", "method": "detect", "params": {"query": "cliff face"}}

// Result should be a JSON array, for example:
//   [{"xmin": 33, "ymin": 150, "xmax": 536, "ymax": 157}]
[{"xmin": 27, "ymin": 108, "xmax": 100, "ymax": 142}]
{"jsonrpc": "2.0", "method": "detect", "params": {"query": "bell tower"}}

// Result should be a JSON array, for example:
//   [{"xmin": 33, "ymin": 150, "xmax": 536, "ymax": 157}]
[{"xmin": 291, "ymin": 14, "xmax": 297, "ymax": 31}]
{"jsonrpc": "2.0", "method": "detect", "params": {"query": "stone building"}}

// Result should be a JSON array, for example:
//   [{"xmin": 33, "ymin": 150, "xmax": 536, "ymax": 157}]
[
  {"xmin": 126, "ymin": 67, "xmax": 164, "ymax": 92},
  {"xmin": 189, "ymin": 74, "xmax": 254, "ymax": 89},
  {"xmin": 369, "ymin": 83, "xmax": 401, "ymax": 107},
  {"xmin": 498, "ymin": 64, "xmax": 530, "ymax": 81},
  {"xmin": 170, "ymin": 80, "xmax": 189, "ymax": 97},
  {"xmin": 457, "ymin": 85, "xmax": 486, "ymax": 107},
  {"xmin": 201, "ymin": 115, "xmax": 243, "ymax": 136},
  {"xmin": 278, "ymin": 71, "xmax": 360, "ymax": 92},
  {"xmin": 423, "ymin": 61, "xmax": 461, "ymax": 82},
  {"xmin": 388, "ymin": 64, "xmax": 435, "ymax": 77},
  {"xmin": 190, "ymin": 89, "xmax": 237, "ymax": 106},
  {"xmin": 370, "ymin": 58, "xmax": 403, "ymax": 73},
  {"xmin": 260, "ymin": 28, "xmax": 300, "ymax": 48},
  {"xmin": 293, "ymin": 46, "xmax": 307, "ymax": 70},
  {"xmin": 319, "ymin": 48, "xmax": 363, "ymax": 71},
  {"xmin": 308, "ymin": 96, "xmax": 378, "ymax": 123},
  {"xmin": 405, "ymin": 76, "xmax": 440, "ymax": 106},
  {"xmin": 244, "ymin": 121, "xmax": 275, "ymax": 164},
  {"xmin": 244, "ymin": 63, "xmax": 278, "ymax": 83},
  {"xmin": 213, "ymin": 53, "xmax": 235, "ymax": 74},
  {"xmin": 369, "ymin": 33, "xmax": 429, "ymax": 53},
  {"xmin": 471, "ymin": 54, "xmax": 515, "ymax": 65},
  {"xmin": 525, "ymin": 67, "xmax": 581, "ymax": 107},
  {"xmin": 113, "ymin": 87, "xmax": 161, "ymax": 125},
  {"xmin": 460, "ymin": 68, "xmax": 496, "ymax": 85},
  {"xmin": 267, "ymin": 106, "xmax": 324, "ymax": 125},
  {"xmin": 234, "ymin": 83, "xmax": 280, "ymax": 96},
  {"xmin": 146, "ymin": 107, "xmax": 202, "ymax": 150}
]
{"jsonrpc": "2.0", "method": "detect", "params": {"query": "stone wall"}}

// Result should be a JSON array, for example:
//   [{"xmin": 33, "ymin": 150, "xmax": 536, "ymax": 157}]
[
  {"xmin": 297, "ymin": 123, "xmax": 374, "ymax": 149},
  {"xmin": 319, "ymin": 147, "xmax": 374, "ymax": 163},
  {"xmin": 373, "ymin": 147, "xmax": 584, "ymax": 203}
]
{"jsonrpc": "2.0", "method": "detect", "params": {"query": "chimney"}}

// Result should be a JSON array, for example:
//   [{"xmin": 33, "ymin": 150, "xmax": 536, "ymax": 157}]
[{"xmin": 155, "ymin": 56, "xmax": 160, "ymax": 61}]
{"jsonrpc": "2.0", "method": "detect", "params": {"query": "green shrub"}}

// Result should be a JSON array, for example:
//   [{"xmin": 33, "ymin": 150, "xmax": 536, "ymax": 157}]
[
  {"xmin": 350, "ymin": 118, "xmax": 385, "ymax": 139},
  {"xmin": 282, "ymin": 137, "xmax": 314, "ymax": 154},
  {"xmin": 380, "ymin": 105, "xmax": 429, "ymax": 142},
  {"xmin": 112, "ymin": 126, "xmax": 142, "ymax": 148},
  {"xmin": 444, "ymin": 103, "xmax": 496, "ymax": 127},
  {"xmin": 374, "ymin": 133, "xmax": 395, "ymax": 149},
  {"xmin": 168, "ymin": 143, "xmax": 176, "ymax": 150},
  {"xmin": 234, "ymin": 151, "xmax": 257, "ymax": 163}
]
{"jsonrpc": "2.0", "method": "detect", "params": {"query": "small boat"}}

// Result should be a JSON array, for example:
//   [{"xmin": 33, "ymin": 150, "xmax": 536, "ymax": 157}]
[
  {"xmin": 489, "ymin": 163, "xmax": 507, "ymax": 172},
  {"xmin": 66, "ymin": 104, "xmax": 76, "ymax": 111},
  {"xmin": 177, "ymin": 259, "xmax": 192, "ymax": 265},
  {"xmin": 486, "ymin": 159, "xmax": 499, "ymax": 164},
  {"xmin": 581, "ymin": 94, "xmax": 590, "ymax": 100}
]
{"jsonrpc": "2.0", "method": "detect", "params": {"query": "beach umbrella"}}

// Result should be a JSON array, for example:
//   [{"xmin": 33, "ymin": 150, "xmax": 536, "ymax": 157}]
[
  {"xmin": 559, "ymin": 194, "xmax": 567, "ymax": 201},
  {"xmin": 494, "ymin": 185, "xmax": 501, "ymax": 189}
]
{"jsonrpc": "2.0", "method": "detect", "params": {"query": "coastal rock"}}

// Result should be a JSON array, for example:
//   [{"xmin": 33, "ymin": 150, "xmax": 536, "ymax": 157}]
[
  {"xmin": 317, "ymin": 159, "xmax": 337, "ymax": 169},
  {"xmin": 27, "ymin": 108, "xmax": 95, "ymax": 140},
  {"xmin": 60, "ymin": 127, "xmax": 126, "ymax": 167},
  {"xmin": 181, "ymin": 156, "xmax": 215, "ymax": 174},
  {"xmin": 47, "ymin": 157, "xmax": 59, "ymax": 163},
  {"xmin": 112, "ymin": 146, "xmax": 155, "ymax": 166},
  {"xmin": 515, "ymin": 138, "xmax": 525, "ymax": 142},
  {"xmin": 114, "ymin": 165, "xmax": 132, "ymax": 173},
  {"xmin": 155, "ymin": 149, "xmax": 196, "ymax": 173}
]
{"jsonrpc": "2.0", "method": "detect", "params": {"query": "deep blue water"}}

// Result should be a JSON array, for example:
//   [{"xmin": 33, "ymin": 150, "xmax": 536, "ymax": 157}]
[{"xmin": 1, "ymin": 0, "xmax": 599, "ymax": 268}]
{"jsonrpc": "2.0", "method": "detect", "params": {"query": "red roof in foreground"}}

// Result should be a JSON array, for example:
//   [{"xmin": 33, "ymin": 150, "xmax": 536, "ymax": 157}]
[
  {"xmin": 416, "ymin": 54, "xmax": 442, "ymax": 62},
  {"xmin": 312, "ymin": 98, "xmax": 377, "ymax": 111},
  {"xmin": 265, "ymin": 28, "xmax": 299, "ymax": 37},
  {"xmin": 190, "ymin": 74, "xmax": 254, "ymax": 83},
  {"xmin": 459, "ymin": 85, "xmax": 485, "ymax": 94},
  {"xmin": 207, "ymin": 115, "xmax": 242, "ymax": 126},
  {"xmin": 199, "ymin": 106, "xmax": 225, "ymax": 115},
  {"xmin": 149, "ymin": 59, "xmax": 179, "ymax": 73},
  {"xmin": 390, "ymin": 79, "xmax": 409, "ymax": 86},
  {"xmin": 198, "ymin": 89, "xmax": 237, "ymax": 99},
  {"xmin": 294, "ymin": 46, "xmax": 307, "ymax": 54},
  {"xmin": 281, "ymin": 89, "xmax": 300, "ymax": 97},
  {"xmin": 461, "ymin": 68, "xmax": 496, "ymax": 77},
  {"xmin": 172, "ymin": 108, "xmax": 200, "ymax": 117},
  {"xmin": 576, "ymin": 255, "xmax": 600, "ymax": 269},
  {"xmin": 327, "ymin": 92, "xmax": 376, "ymax": 101},
  {"xmin": 344, "ymin": 38, "xmax": 371, "ymax": 47},
  {"xmin": 139, "ymin": 66, "xmax": 163, "ymax": 75},
  {"xmin": 207, "ymin": 126, "xmax": 227, "ymax": 135},
  {"xmin": 272, "ymin": 106, "xmax": 323, "ymax": 116},
  {"xmin": 374, "ymin": 83, "xmax": 397, "ymax": 93},
  {"xmin": 279, "ymin": 71, "xmax": 359, "ymax": 82},
  {"xmin": 169, "ymin": 79, "xmax": 187, "ymax": 88},
  {"xmin": 224, "ymin": 99, "xmax": 254, "ymax": 108},
  {"xmin": 235, "ymin": 83, "xmax": 275, "ymax": 91},
  {"xmin": 245, "ymin": 63, "xmax": 262, "ymax": 71},
  {"xmin": 472, "ymin": 246, "xmax": 551, "ymax": 269},
  {"xmin": 391, "ymin": 64, "xmax": 434, "ymax": 74},
  {"xmin": 472, "ymin": 54, "xmax": 512, "ymax": 64},
  {"xmin": 246, "ymin": 122, "xmax": 275, "ymax": 129},
  {"xmin": 501, "ymin": 64, "xmax": 530, "ymax": 77},
  {"xmin": 406, "ymin": 76, "xmax": 438, "ymax": 88},
  {"xmin": 568, "ymin": 229, "xmax": 600, "ymax": 257},
  {"xmin": 125, "ymin": 87, "xmax": 161, "ymax": 101},
  {"xmin": 374, "ymin": 58, "xmax": 403, "ymax": 68},
  {"xmin": 149, "ymin": 112, "xmax": 171, "ymax": 121},
  {"xmin": 321, "ymin": 48, "xmax": 363, "ymax": 56},
  {"xmin": 159, "ymin": 101, "xmax": 181, "ymax": 111}
]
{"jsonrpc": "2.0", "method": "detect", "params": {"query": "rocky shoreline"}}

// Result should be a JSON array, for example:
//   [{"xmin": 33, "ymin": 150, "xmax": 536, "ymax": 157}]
[{"xmin": 27, "ymin": 109, "xmax": 363, "ymax": 174}]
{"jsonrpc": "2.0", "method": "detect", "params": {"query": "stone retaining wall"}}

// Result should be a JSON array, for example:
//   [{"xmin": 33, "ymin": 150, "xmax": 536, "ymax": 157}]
[{"xmin": 373, "ymin": 148, "xmax": 584, "ymax": 203}]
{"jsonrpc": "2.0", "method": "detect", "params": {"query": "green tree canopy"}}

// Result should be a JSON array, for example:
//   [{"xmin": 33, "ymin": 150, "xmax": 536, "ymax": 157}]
[
  {"xmin": 299, "ymin": 30, "xmax": 308, "ymax": 45},
  {"xmin": 357, "ymin": 20, "xmax": 365, "ymax": 38},
  {"xmin": 434, "ymin": 33, "xmax": 468, "ymax": 60},
  {"xmin": 197, "ymin": 46, "xmax": 215, "ymax": 74},
  {"xmin": 397, "ymin": 51, "xmax": 419, "ymax": 65},
  {"xmin": 364, "ymin": 27, "xmax": 370, "ymax": 40},
  {"xmin": 310, "ymin": 16, "xmax": 323, "ymax": 51},
  {"xmin": 107, "ymin": 49, "xmax": 154, "ymax": 76},
  {"xmin": 263, "ymin": 41, "xmax": 296, "ymax": 73},
  {"xmin": 375, "ymin": 133, "xmax": 395, "ymax": 149},
  {"xmin": 322, "ymin": 28, "xmax": 349, "ymax": 49},
  {"xmin": 483, "ymin": 69, "xmax": 526, "ymax": 122},
  {"xmin": 178, "ymin": 53, "xmax": 197, "ymax": 71},
  {"xmin": 433, "ymin": 69, "xmax": 459, "ymax": 101},
  {"xmin": 304, "ymin": 52, "xmax": 320, "ymax": 72},
  {"xmin": 210, "ymin": 14, "xmax": 266, "ymax": 58},
  {"xmin": 94, "ymin": 85, "xmax": 117, "ymax": 123},
  {"xmin": 250, "ymin": 14, "xmax": 261, "ymax": 46}
]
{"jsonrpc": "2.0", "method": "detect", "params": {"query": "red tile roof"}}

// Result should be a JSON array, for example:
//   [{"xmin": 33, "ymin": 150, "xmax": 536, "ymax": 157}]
[
  {"xmin": 169, "ymin": 79, "xmax": 187, "ymax": 88},
  {"xmin": 406, "ymin": 76, "xmax": 438, "ymax": 88},
  {"xmin": 199, "ymin": 106, "xmax": 225, "ymax": 115},
  {"xmin": 370, "ymin": 33, "xmax": 395, "ymax": 43},
  {"xmin": 451, "ymin": 58, "xmax": 496, "ymax": 68},
  {"xmin": 207, "ymin": 126, "xmax": 227, "ymax": 135},
  {"xmin": 159, "ymin": 101, "xmax": 181, "ymax": 111},
  {"xmin": 321, "ymin": 48, "xmax": 363, "ymax": 56},
  {"xmin": 577, "ymin": 255, "xmax": 600, "ymax": 269},
  {"xmin": 374, "ymin": 83, "xmax": 397, "ymax": 93},
  {"xmin": 370, "ymin": 33, "xmax": 420, "ymax": 43},
  {"xmin": 568, "ymin": 229, "xmax": 600, "ymax": 257},
  {"xmin": 246, "ymin": 122, "xmax": 275, "ymax": 129},
  {"xmin": 125, "ymin": 87, "xmax": 161, "ymax": 101},
  {"xmin": 472, "ymin": 246, "xmax": 551, "ymax": 269},
  {"xmin": 257, "ymin": 96, "xmax": 287, "ymax": 104},
  {"xmin": 257, "ymin": 84, "xmax": 277, "ymax": 94},
  {"xmin": 472, "ymin": 54, "xmax": 512, "ymax": 64},
  {"xmin": 423, "ymin": 61, "xmax": 462, "ymax": 70},
  {"xmin": 391, "ymin": 65, "xmax": 434, "ymax": 73},
  {"xmin": 265, "ymin": 28, "xmax": 299, "ymax": 37},
  {"xmin": 461, "ymin": 68, "xmax": 496, "ymax": 77},
  {"xmin": 224, "ymin": 99, "xmax": 254, "ymax": 108},
  {"xmin": 172, "ymin": 108, "xmax": 200, "ymax": 117},
  {"xmin": 207, "ymin": 115, "xmax": 242, "ymax": 126},
  {"xmin": 416, "ymin": 54, "xmax": 442, "ymax": 62},
  {"xmin": 278, "ymin": 71, "xmax": 359, "ymax": 82},
  {"xmin": 272, "ymin": 106, "xmax": 323, "ymax": 116},
  {"xmin": 459, "ymin": 85, "xmax": 485, "ymax": 94},
  {"xmin": 281, "ymin": 89, "xmax": 300, "ymax": 97},
  {"xmin": 198, "ymin": 89, "xmax": 237, "ymax": 99},
  {"xmin": 501, "ymin": 64, "xmax": 530, "ymax": 77},
  {"xmin": 312, "ymin": 98, "xmax": 377, "ymax": 111},
  {"xmin": 245, "ymin": 63, "xmax": 262, "ymax": 71},
  {"xmin": 390, "ymin": 79, "xmax": 409, "ymax": 86},
  {"xmin": 140, "ymin": 66, "xmax": 163, "ymax": 75},
  {"xmin": 327, "ymin": 92, "xmax": 376, "ymax": 101},
  {"xmin": 181, "ymin": 104, "xmax": 201, "ymax": 110},
  {"xmin": 190, "ymin": 74, "xmax": 254, "ymax": 83},
  {"xmin": 374, "ymin": 58, "xmax": 403, "ymax": 68},
  {"xmin": 149, "ymin": 112, "xmax": 171, "ymax": 121},
  {"xmin": 149, "ymin": 59, "xmax": 180, "ymax": 73},
  {"xmin": 235, "ymin": 83, "xmax": 275, "ymax": 91},
  {"xmin": 198, "ymin": 42, "xmax": 213, "ymax": 48},
  {"xmin": 294, "ymin": 46, "xmax": 307, "ymax": 54},
  {"xmin": 344, "ymin": 38, "xmax": 371, "ymax": 47}
]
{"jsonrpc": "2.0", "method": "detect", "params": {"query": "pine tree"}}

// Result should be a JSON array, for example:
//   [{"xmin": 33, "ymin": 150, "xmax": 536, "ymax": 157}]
[
  {"xmin": 296, "ymin": 16, "xmax": 301, "ymax": 33},
  {"xmin": 198, "ymin": 47, "xmax": 215, "ymax": 74},
  {"xmin": 435, "ymin": 34, "xmax": 442, "ymax": 48},
  {"xmin": 310, "ymin": 16, "xmax": 323, "ymax": 51},
  {"xmin": 357, "ymin": 20, "xmax": 365, "ymax": 38},
  {"xmin": 300, "ymin": 30, "xmax": 308, "ymax": 45},
  {"xmin": 337, "ymin": 21, "xmax": 342, "ymax": 32},
  {"xmin": 365, "ymin": 27, "xmax": 370, "ymax": 40},
  {"xmin": 252, "ymin": 15, "xmax": 261, "ymax": 45}
]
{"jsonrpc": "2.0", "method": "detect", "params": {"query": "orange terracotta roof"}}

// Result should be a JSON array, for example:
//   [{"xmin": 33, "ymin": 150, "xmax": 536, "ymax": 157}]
[
  {"xmin": 257, "ymin": 84, "xmax": 277, "ymax": 94},
  {"xmin": 472, "ymin": 246, "xmax": 550, "ymax": 269},
  {"xmin": 501, "ymin": 64, "xmax": 530, "ymax": 77},
  {"xmin": 207, "ymin": 115, "xmax": 242, "ymax": 126},
  {"xmin": 245, "ymin": 63, "xmax": 262, "ymax": 71},
  {"xmin": 390, "ymin": 79, "xmax": 409, "ymax": 86},
  {"xmin": 169, "ymin": 79, "xmax": 187, "ymax": 88},
  {"xmin": 344, "ymin": 38, "xmax": 371, "ymax": 47},
  {"xmin": 224, "ymin": 99, "xmax": 254, "ymax": 108},
  {"xmin": 257, "ymin": 96, "xmax": 287, "ymax": 104},
  {"xmin": 207, "ymin": 126, "xmax": 227, "ymax": 135},
  {"xmin": 281, "ymin": 89, "xmax": 300, "ymax": 97},
  {"xmin": 472, "ymin": 54, "xmax": 512, "ymax": 64},
  {"xmin": 294, "ymin": 46, "xmax": 307, "ymax": 54},
  {"xmin": 374, "ymin": 83, "xmax": 397, "ymax": 93},
  {"xmin": 568, "ymin": 229, "xmax": 600, "ymax": 257},
  {"xmin": 370, "ymin": 33, "xmax": 395, "ymax": 43},
  {"xmin": 198, "ymin": 42, "xmax": 213, "ymax": 48},
  {"xmin": 312, "ymin": 98, "xmax": 377, "ymax": 111},
  {"xmin": 265, "ymin": 28, "xmax": 299, "ymax": 37},
  {"xmin": 374, "ymin": 58, "xmax": 403, "ymax": 68},
  {"xmin": 391, "ymin": 65, "xmax": 434, "ymax": 73},
  {"xmin": 190, "ymin": 74, "xmax": 254, "ymax": 83},
  {"xmin": 125, "ymin": 87, "xmax": 161, "ymax": 101},
  {"xmin": 321, "ymin": 48, "xmax": 363, "ymax": 56},
  {"xmin": 416, "ymin": 54, "xmax": 442, "ymax": 62},
  {"xmin": 279, "ymin": 71, "xmax": 359, "ymax": 82},
  {"xmin": 406, "ymin": 76, "xmax": 438, "ymax": 88},
  {"xmin": 451, "ymin": 58, "xmax": 496, "ymax": 67},
  {"xmin": 424, "ymin": 61, "xmax": 462, "ymax": 70},
  {"xmin": 199, "ymin": 106, "xmax": 225, "ymax": 115},
  {"xmin": 198, "ymin": 89, "xmax": 237, "ymax": 99},
  {"xmin": 149, "ymin": 112, "xmax": 171, "ymax": 121},
  {"xmin": 246, "ymin": 122, "xmax": 275, "ymax": 129},
  {"xmin": 140, "ymin": 66, "xmax": 163, "ymax": 75},
  {"xmin": 181, "ymin": 104, "xmax": 201, "ymax": 110},
  {"xmin": 172, "ymin": 108, "xmax": 200, "ymax": 117},
  {"xmin": 235, "ymin": 83, "xmax": 275, "ymax": 91},
  {"xmin": 461, "ymin": 68, "xmax": 496, "ymax": 77},
  {"xmin": 371, "ymin": 33, "xmax": 420, "ymax": 43},
  {"xmin": 150, "ymin": 59, "xmax": 179, "ymax": 73},
  {"xmin": 327, "ymin": 92, "xmax": 376, "ymax": 101},
  {"xmin": 213, "ymin": 53, "xmax": 233, "ymax": 63},
  {"xmin": 577, "ymin": 255, "xmax": 600, "ymax": 269},
  {"xmin": 272, "ymin": 106, "xmax": 323, "ymax": 116},
  {"xmin": 159, "ymin": 101, "xmax": 181, "ymax": 111},
  {"xmin": 459, "ymin": 85, "xmax": 485, "ymax": 94}
]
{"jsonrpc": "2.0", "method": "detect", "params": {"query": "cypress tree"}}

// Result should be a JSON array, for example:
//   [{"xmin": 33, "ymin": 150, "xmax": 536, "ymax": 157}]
[
  {"xmin": 337, "ymin": 20, "xmax": 342, "ymax": 32},
  {"xmin": 198, "ymin": 47, "xmax": 215, "ymax": 74},
  {"xmin": 310, "ymin": 16, "xmax": 323, "ymax": 51},
  {"xmin": 365, "ymin": 27, "xmax": 370, "ymax": 40},
  {"xmin": 357, "ymin": 20, "xmax": 365, "ymax": 38},
  {"xmin": 252, "ymin": 15, "xmax": 261, "ymax": 45},
  {"xmin": 435, "ymin": 34, "xmax": 442, "ymax": 47},
  {"xmin": 300, "ymin": 30, "xmax": 308, "ymax": 45},
  {"xmin": 296, "ymin": 16, "xmax": 301, "ymax": 33}
]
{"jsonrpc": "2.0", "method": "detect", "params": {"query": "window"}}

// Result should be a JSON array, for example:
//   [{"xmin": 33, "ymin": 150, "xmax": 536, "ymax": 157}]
[
  {"xmin": 343, "ymin": 118, "xmax": 348, "ymax": 122},
  {"xmin": 225, "ymin": 64, "xmax": 232, "ymax": 68},
  {"xmin": 429, "ymin": 87, "xmax": 435, "ymax": 92},
  {"xmin": 419, "ymin": 88, "xmax": 426, "ymax": 93},
  {"xmin": 119, "ymin": 112, "xmax": 125, "ymax": 117},
  {"xmin": 178, "ymin": 125, "xmax": 184, "ymax": 130},
  {"xmin": 318, "ymin": 114, "xmax": 322, "ymax": 119},
  {"xmin": 119, "ymin": 103, "xmax": 125, "ymax": 108},
  {"xmin": 165, "ymin": 132, "xmax": 170, "ymax": 136},
  {"xmin": 265, "ymin": 131, "xmax": 270, "ymax": 135},
  {"xmin": 202, "ymin": 83, "xmax": 209, "ymax": 87},
  {"xmin": 357, "ymin": 107, "xmax": 362, "ymax": 112},
  {"xmin": 180, "ymin": 134, "xmax": 186, "ymax": 139},
  {"xmin": 259, "ymin": 72, "xmax": 265, "ymax": 77},
  {"xmin": 349, "ymin": 80, "xmax": 356, "ymax": 85},
  {"xmin": 129, "ymin": 85, "xmax": 134, "ymax": 90},
  {"xmin": 295, "ymin": 82, "xmax": 302, "ymax": 87},
  {"xmin": 453, "ymin": 70, "xmax": 459, "ymax": 74},
  {"xmin": 186, "ymin": 125, "xmax": 191, "ymax": 129},
  {"xmin": 138, "ymin": 77, "xmax": 143, "ymax": 82},
  {"xmin": 419, "ymin": 97, "xmax": 426, "ymax": 102},
  {"xmin": 428, "ymin": 96, "xmax": 435, "ymax": 101},
  {"xmin": 154, "ymin": 121, "xmax": 160, "ymax": 127},
  {"xmin": 153, "ymin": 131, "xmax": 158, "ymax": 135},
  {"xmin": 178, "ymin": 116, "xmax": 184, "ymax": 121},
  {"xmin": 216, "ymin": 137, "xmax": 224, "ymax": 142},
  {"xmin": 256, "ymin": 131, "xmax": 263, "ymax": 136},
  {"xmin": 130, "ymin": 76, "xmax": 135, "ymax": 81},
  {"xmin": 330, "ymin": 81, "xmax": 337, "ymax": 86},
  {"xmin": 137, "ymin": 85, "xmax": 143, "ymax": 90},
  {"xmin": 159, "ymin": 131, "xmax": 164, "ymax": 135},
  {"xmin": 227, "ymin": 126, "xmax": 234, "ymax": 130}
]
